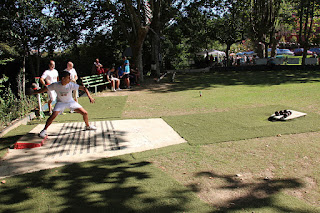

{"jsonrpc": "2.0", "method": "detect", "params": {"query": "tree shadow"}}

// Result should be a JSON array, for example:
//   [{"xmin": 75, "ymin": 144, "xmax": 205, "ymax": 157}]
[
  {"xmin": 0, "ymin": 134, "xmax": 25, "ymax": 153},
  {"xmin": 0, "ymin": 158, "xmax": 213, "ymax": 212},
  {"xmin": 194, "ymin": 171, "xmax": 315, "ymax": 212},
  {"xmin": 149, "ymin": 69, "xmax": 320, "ymax": 93}
]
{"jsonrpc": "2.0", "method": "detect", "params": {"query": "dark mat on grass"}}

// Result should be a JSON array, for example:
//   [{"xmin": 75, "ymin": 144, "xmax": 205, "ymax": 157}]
[
  {"xmin": 54, "ymin": 96, "xmax": 127, "ymax": 123},
  {"xmin": 163, "ymin": 105, "xmax": 320, "ymax": 145}
]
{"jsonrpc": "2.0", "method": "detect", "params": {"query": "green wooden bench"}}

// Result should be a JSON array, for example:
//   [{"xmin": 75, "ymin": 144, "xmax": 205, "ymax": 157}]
[{"xmin": 80, "ymin": 74, "xmax": 110, "ymax": 93}]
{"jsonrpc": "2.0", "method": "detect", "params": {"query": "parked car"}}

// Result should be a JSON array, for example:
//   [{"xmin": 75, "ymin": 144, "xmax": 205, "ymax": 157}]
[
  {"xmin": 276, "ymin": 49, "xmax": 294, "ymax": 56},
  {"xmin": 308, "ymin": 47, "xmax": 320, "ymax": 54},
  {"xmin": 293, "ymin": 48, "xmax": 313, "ymax": 56}
]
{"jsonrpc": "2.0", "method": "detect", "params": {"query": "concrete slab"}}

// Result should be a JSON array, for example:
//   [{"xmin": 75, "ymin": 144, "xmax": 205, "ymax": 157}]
[{"xmin": 0, "ymin": 118, "xmax": 186, "ymax": 178}]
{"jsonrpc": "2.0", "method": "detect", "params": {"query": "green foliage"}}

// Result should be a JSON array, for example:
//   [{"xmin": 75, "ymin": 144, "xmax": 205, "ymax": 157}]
[
  {"xmin": 0, "ymin": 43, "xmax": 16, "ymax": 65},
  {"xmin": 0, "ymin": 75, "xmax": 37, "ymax": 130}
]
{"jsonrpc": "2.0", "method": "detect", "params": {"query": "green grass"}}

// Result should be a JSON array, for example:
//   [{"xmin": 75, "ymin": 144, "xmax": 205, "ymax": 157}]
[
  {"xmin": 0, "ymin": 155, "xmax": 213, "ymax": 212},
  {"xmin": 163, "ymin": 105, "xmax": 320, "ymax": 145},
  {"xmin": 1, "ymin": 70, "xmax": 320, "ymax": 212},
  {"xmin": 55, "ymin": 96, "xmax": 127, "ymax": 123}
]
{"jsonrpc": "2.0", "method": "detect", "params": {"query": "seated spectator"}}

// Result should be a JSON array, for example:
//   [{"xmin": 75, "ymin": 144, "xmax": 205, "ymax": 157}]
[
  {"xmin": 130, "ymin": 63, "xmax": 140, "ymax": 85},
  {"xmin": 92, "ymin": 58, "xmax": 104, "ymax": 75},
  {"xmin": 107, "ymin": 65, "xmax": 121, "ymax": 92},
  {"xmin": 116, "ymin": 65, "xmax": 125, "ymax": 88}
]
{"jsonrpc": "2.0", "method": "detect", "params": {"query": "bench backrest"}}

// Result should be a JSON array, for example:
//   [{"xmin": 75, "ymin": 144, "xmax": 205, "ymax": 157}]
[{"xmin": 81, "ymin": 74, "xmax": 105, "ymax": 86}]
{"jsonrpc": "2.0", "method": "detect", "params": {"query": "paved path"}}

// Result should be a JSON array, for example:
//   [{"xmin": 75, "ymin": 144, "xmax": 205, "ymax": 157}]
[{"xmin": 0, "ymin": 118, "xmax": 186, "ymax": 178}]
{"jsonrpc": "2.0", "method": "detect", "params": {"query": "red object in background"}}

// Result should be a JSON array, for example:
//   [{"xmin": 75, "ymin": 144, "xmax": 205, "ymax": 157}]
[
  {"xmin": 96, "ymin": 68, "xmax": 104, "ymax": 75},
  {"xmin": 96, "ymin": 68, "xmax": 109, "ymax": 75}
]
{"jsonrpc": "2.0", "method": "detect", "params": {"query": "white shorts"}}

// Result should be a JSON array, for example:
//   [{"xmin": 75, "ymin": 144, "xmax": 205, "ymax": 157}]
[
  {"xmin": 48, "ymin": 90, "xmax": 57, "ymax": 102},
  {"xmin": 53, "ymin": 101, "xmax": 82, "ymax": 112}
]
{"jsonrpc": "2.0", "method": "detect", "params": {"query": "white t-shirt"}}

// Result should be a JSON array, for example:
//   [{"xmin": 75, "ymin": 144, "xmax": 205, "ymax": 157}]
[
  {"xmin": 64, "ymin": 68, "xmax": 77, "ymax": 81},
  {"xmin": 41, "ymin": 69, "xmax": 59, "ymax": 84},
  {"xmin": 94, "ymin": 62, "xmax": 102, "ymax": 67},
  {"xmin": 47, "ymin": 82, "xmax": 79, "ymax": 103}
]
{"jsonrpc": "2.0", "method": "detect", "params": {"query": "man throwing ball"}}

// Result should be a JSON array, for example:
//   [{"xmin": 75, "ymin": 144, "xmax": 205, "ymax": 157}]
[{"xmin": 33, "ymin": 71, "xmax": 97, "ymax": 138}]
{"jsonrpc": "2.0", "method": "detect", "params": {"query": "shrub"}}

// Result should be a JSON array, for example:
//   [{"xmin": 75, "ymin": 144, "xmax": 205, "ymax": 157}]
[{"xmin": 0, "ymin": 74, "xmax": 37, "ymax": 130}]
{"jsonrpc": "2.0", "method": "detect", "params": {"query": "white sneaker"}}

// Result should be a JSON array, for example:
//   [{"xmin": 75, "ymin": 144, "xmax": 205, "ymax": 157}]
[
  {"xmin": 85, "ymin": 125, "xmax": 97, "ymax": 130},
  {"xmin": 111, "ymin": 88, "xmax": 116, "ymax": 92},
  {"xmin": 70, "ymin": 110, "xmax": 75, "ymax": 113},
  {"xmin": 116, "ymin": 88, "xmax": 122, "ymax": 91},
  {"xmin": 39, "ymin": 129, "xmax": 47, "ymax": 138}
]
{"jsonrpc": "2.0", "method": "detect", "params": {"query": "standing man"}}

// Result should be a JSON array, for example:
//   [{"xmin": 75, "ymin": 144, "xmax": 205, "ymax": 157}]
[
  {"xmin": 122, "ymin": 56, "xmax": 130, "ymax": 89},
  {"xmin": 65, "ymin": 61, "xmax": 78, "ymax": 113},
  {"xmin": 40, "ymin": 60, "xmax": 59, "ymax": 115}
]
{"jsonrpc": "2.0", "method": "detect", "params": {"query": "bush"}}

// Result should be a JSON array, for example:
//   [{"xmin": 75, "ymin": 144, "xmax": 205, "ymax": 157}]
[{"xmin": 0, "ymin": 74, "xmax": 37, "ymax": 130}]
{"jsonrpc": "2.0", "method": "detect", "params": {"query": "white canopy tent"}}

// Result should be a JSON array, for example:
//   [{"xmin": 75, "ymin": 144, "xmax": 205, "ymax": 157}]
[{"xmin": 196, "ymin": 49, "xmax": 226, "ymax": 57}]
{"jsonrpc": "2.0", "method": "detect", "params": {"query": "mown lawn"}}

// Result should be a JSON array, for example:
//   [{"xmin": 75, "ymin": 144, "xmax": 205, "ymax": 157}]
[{"xmin": 1, "ymin": 69, "xmax": 320, "ymax": 212}]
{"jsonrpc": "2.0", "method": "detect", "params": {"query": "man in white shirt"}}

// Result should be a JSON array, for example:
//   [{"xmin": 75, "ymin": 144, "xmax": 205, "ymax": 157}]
[
  {"xmin": 40, "ymin": 60, "xmax": 59, "ymax": 114},
  {"xmin": 64, "ymin": 61, "xmax": 78, "ymax": 113},
  {"xmin": 34, "ymin": 71, "xmax": 97, "ymax": 138}
]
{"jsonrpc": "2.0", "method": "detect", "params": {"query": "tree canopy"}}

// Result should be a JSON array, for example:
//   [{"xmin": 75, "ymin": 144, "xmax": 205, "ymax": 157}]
[{"xmin": 1, "ymin": 0, "xmax": 320, "ymax": 83}]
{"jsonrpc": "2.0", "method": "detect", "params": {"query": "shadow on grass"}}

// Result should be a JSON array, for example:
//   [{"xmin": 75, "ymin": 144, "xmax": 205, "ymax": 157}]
[
  {"xmin": 0, "ymin": 134, "xmax": 24, "ymax": 154},
  {"xmin": 0, "ymin": 158, "xmax": 212, "ymax": 212},
  {"xmin": 194, "ymin": 171, "xmax": 314, "ymax": 212},
  {"xmin": 149, "ymin": 69, "xmax": 320, "ymax": 93}
]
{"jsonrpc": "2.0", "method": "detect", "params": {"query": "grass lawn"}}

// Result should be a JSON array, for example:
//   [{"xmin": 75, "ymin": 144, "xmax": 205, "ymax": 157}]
[{"xmin": 1, "ymin": 69, "xmax": 320, "ymax": 212}]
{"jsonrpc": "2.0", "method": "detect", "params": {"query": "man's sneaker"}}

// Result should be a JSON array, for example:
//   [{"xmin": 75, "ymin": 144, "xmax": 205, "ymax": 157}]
[
  {"xmin": 39, "ymin": 129, "xmax": 47, "ymax": 138},
  {"xmin": 70, "ymin": 110, "xmax": 75, "ymax": 113},
  {"xmin": 111, "ymin": 88, "xmax": 116, "ymax": 92},
  {"xmin": 116, "ymin": 88, "xmax": 122, "ymax": 91},
  {"xmin": 85, "ymin": 125, "xmax": 97, "ymax": 130}
]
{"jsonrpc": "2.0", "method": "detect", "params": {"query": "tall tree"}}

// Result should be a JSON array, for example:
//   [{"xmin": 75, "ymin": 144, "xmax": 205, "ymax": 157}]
[
  {"xmin": 103, "ymin": 0, "xmax": 153, "ymax": 82},
  {"xmin": 148, "ymin": 0, "xmax": 183, "ymax": 76},
  {"xmin": 0, "ymin": 0, "xmax": 48, "ymax": 95},
  {"xmin": 249, "ymin": 0, "xmax": 282, "ymax": 58},
  {"xmin": 212, "ymin": 0, "xmax": 249, "ymax": 66},
  {"xmin": 296, "ymin": 0, "xmax": 318, "ymax": 65}
]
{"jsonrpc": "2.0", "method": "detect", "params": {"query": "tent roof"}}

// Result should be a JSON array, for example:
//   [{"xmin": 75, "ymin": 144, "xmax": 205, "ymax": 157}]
[{"xmin": 196, "ymin": 49, "xmax": 226, "ymax": 56}]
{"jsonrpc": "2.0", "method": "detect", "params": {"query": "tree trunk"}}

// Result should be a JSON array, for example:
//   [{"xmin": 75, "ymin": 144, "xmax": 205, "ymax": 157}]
[
  {"xmin": 17, "ymin": 56, "xmax": 26, "ymax": 99},
  {"xmin": 226, "ymin": 43, "xmax": 231, "ymax": 67},
  {"xmin": 129, "ymin": 25, "xmax": 149, "ymax": 82},
  {"xmin": 131, "ymin": 42, "xmax": 145, "ymax": 82},
  {"xmin": 151, "ymin": 0, "xmax": 161, "ymax": 77}
]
